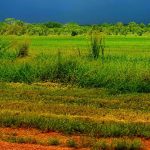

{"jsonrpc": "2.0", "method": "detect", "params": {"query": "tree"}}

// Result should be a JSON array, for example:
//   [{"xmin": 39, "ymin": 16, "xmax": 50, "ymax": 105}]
[
  {"xmin": 64, "ymin": 23, "xmax": 81, "ymax": 35},
  {"xmin": 27, "ymin": 25, "xmax": 48, "ymax": 36},
  {"xmin": 71, "ymin": 31, "xmax": 78, "ymax": 36},
  {"xmin": 116, "ymin": 22, "xmax": 124, "ymax": 33},
  {"xmin": 136, "ymin": 27, "xmax": 144, "ymax": 36},
  {"xmin": 44, "ymin": 22, "xmax": 62, "ymax": 28},
  {"xmin": 139, "ymin": 23, "xmax": 145, "ymax": 28},
  {"xmin": 128, "ymin": 22, "xmax": 138, "ymax": 34}
]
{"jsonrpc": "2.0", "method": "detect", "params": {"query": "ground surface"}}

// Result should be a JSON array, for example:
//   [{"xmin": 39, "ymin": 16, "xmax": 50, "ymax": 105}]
[
  {"xmin": 0, "ymin": 142, "xmax": 73, "ymax": 150},
  {"xmin": 0, "ymin": 127, "xmax": 150, "ymax": 150}
]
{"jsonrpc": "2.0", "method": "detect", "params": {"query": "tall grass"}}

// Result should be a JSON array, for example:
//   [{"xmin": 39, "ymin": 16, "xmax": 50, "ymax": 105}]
[
  {"xmin": 0, "ymin": 53, "xmax": 149, "ymax": 92},
  {"xmin": 0, "ymin": 37, "xmax": 11, "ymax": 58},
  {"xmin": 90, "ymin": 29, "xmax": 105, "ymax": 61},
  {"xmin": 0, "ymin": 35, "xmax": 149, "ymax": 92},
  {"xmin": 0, "ymin": 112, "xmax": 149, "ymax": 138},
  {"xmin": 17, "ymin": 38, "xmax": 30, "ymax": 57},
  {"xmin": 93, "ymin": 139, "xmax": 142, "ymax": 150}
]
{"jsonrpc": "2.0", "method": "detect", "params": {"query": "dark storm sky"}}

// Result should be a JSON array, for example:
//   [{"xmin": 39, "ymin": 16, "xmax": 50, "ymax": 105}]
[{"xmin": 0, "ymin": 0, "xmax": 150, "ymax": 24}]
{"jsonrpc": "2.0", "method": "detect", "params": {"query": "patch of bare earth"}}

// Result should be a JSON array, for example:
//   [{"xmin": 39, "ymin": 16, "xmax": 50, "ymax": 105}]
[
  {"xmin": 143, "ymin": 139, "xmax": 150, "ymax": 150},
  {"xmin": 0, "ymin": 141, "xmax": 76, "ymax": 150},
  {"xmin": 0, "ymin": 127, "xmax": 89, "ymax": 150},
  {"xmin": 0, "ymin": 127, "xmax": 149, "ymax": 150}
]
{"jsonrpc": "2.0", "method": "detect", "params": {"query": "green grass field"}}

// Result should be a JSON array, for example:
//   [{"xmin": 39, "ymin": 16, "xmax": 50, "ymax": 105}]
[
  {"xmin": 0, "ymin": 35, "xmax": 149, "ymax": 92},
  {"xmin": 0, "ymin": 35, "xmax": 150, "ymax": 149}
]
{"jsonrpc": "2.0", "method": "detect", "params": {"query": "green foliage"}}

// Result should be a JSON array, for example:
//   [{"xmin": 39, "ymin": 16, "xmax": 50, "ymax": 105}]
[
  {"xmin": 112, "ymin": 139, "xmax": 142, "ymax": 150},
  {"xmin": 0, "ymin": 18, "xmax": 150, "ymax": 36},
  {"xmin": 93, "ymin": 140, "xmax": 110, "ymax": 150},
  {"xmin": 0, "ymin": 36, "xmax": 149, "ymax": 92},
  {"xmin": 71, "ymin": 30, "xmax": 78, "ymax": 36},
  {"xmin": 44, "ymin": 21, "xmax": 62, "ymax": 28},
  {"xmin": 90, "ymin": 29, "xmax": 105, "ymax": 60},
  {"xmin": 0, "ymin": 112, "xmax": 149, "ymax": 138},
  {"xmin": 0, "ymin": 38, "xmax": 11, "ymax": 58},
  {"xmin": 48, "ymin": 138, "xmax": 60, "ymax": 146},
  {"xmin": 93, "ymin": 139, "xmax": 142, "ymax": 150},
  {"xmin": 66, "ymin": 139, "xmax": 78, "ymax": 148},
  {"xmin": 17, "ymin": 38, "xmax": 30, "ymax": 57},
  {"xmin": 7, "ymin": 136, "xmax": 37, "ymax": 144}
]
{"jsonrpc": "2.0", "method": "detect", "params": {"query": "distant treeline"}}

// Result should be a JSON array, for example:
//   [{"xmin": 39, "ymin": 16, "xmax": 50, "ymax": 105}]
[{"xmin": 0, "ymin": 18, "xmax": 150, "ymax": 36}]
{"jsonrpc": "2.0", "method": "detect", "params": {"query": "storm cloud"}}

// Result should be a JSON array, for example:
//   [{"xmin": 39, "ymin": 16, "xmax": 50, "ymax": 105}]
[{"xmin": 0, "ymin": 0, "xmax": 149, "ymax": 24}]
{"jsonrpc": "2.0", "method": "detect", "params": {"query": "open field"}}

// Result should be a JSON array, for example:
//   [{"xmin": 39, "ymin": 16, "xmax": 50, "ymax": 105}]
[
  {"xmin": 0, "ymin": 35, "xmax": 150, "ymax": 149},
  {"xmin": 0, "ymin": 35, "xmax": 150, "ymax": 92}
]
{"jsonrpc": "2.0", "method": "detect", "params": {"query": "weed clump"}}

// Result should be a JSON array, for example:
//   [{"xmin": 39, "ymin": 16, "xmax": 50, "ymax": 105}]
[
  {"xmin": 93, "ymin": 140, "xmax": 110, "ymax": 150},
  {"xmin": 71, "ymin": 31, "xmax": 78, "ymax": 36},
  {"xmin": 66, "ymin": 139, "xmax": 78, "ymax": 148},
  {"xmin": 7, "ymin": 136, "xmax": 37, "ymax": 144},
  {"xmin": 90, "ymin": 28, "xmax": 105, "ymax": 60},
  {"xmin": 17, "ymin": 38, "xmax": 30, "ymax": 57},
  {"xmin": 48, "ymin": 138, "xmax": 60, "ymax": 146},
  {"xmin": 112, "ymin": 138, "xmax": 142, "ymax": 150},
  {"xmin": 92, "ymin": 139, "xmax": 142, "ymax": 150}
]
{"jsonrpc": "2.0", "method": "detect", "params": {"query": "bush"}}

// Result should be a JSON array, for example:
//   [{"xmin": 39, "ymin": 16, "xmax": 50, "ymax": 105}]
[
  {"xmin": 48, "ymin": 138, "xmax": 60, "ymax": 146},
  {"xmin": 66, "ymin": 139, "xmax": 78, "ymax": 148},
  {"xmin": 17, "ymin": 38, "xmax": 30, "ymax": 57},
  {"xmin": 71, "ymin": 31, "xmax": 78, "ymax": 36},
  {"xmin": 93, "ymin": 140, "xmax": 110, "ymax": 150},
  {"xmin": 93, "ymin": 139, "xmax": 142, "ymax": 150},
  {"xmin": 112, "ymin": 139, "xmax": 142, "ymax": 150},
  {"xmin": 90, "ymin": 29, "xmax": 105, "ymax": 60}
]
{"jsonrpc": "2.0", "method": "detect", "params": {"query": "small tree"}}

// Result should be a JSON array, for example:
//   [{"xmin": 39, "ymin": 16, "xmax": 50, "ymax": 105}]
[
  {"xmin": 71, "ymin": 31, "xmax": 78, "ymax": 36},
  {"xmin": 90, "ymin": 28, "xmax": 105, "ymax": 62}
]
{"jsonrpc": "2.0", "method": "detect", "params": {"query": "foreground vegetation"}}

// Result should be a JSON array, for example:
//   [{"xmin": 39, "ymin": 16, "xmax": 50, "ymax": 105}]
[
  {"xmin": 0, "ymin": 82, "xmax": 149, "ymax": 149},
  {"xmin": 0, "ymin": 127, "xmax": 144, "ymax": 149},
  {"xmin": 0, "ymin": 20, "xmax": 149, "ymax": 149}
]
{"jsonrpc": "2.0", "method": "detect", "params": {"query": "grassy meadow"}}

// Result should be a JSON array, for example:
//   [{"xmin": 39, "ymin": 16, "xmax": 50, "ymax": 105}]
[
  {"xmin": 0, "ymin": 35, "xmax": 150, "ymax": 92},
  {"xmin": 0, "ymin": 35, "xmax": 150, "ymax": 149}
]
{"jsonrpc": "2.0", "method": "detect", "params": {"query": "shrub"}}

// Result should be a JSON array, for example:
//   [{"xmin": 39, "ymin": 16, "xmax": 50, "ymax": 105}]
[
  {"xmin": 48, "ymin": 138, "xmax": 60, "ymax": 146},
  {"xmin": 92, "ymin": 140, "xmax": 111, "ymax": 150},
  {"xmin": 17, "ymin": 38, "xmax": 30, "ymax": 57},
  {"xmin": 90, "ymin": 29, "xmax": 105, "ymax": 60},
  {"xmin": 66, "ymin": 139, "xmax": 78, "ymax": 148},
  {"xmin": 71, "ymin": 31, "xmax": 78, "ymax": 36},
  {"xmin": 112, "ymin": 139, "xmax": 142, "ymax": 150}
]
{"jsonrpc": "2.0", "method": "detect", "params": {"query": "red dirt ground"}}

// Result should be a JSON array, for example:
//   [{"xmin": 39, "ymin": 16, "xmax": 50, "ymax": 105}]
[
  {"xmin": 0, "ymin": 127, "xmax": 149, "ymax": 150},
  {"xmin": 0, "ymin": 141, "xmax": 76, "ymax": 150}
]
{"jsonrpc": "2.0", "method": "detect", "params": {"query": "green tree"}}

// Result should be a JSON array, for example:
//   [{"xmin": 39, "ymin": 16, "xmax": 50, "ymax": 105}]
[
  {"xmin": 44, "ymin": 22, "xmax": 62, "ymax": 28},
  {"xmin": 128, "ymin": 22, "xmax": 138, "ymax": 34}
]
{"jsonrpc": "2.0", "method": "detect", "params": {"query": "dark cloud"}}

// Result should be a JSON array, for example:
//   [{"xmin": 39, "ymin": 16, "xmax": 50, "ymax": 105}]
[{"xmin": 0, "ymin": 0, "xmax": 149, "ymax": 24}]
